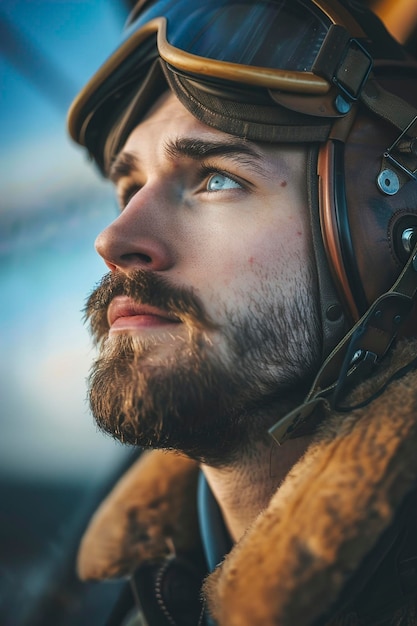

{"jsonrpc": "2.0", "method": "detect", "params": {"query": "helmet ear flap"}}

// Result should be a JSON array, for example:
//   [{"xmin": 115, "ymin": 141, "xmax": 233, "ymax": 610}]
[{"xmin": 319, "ymin": 64, "xmax": 417, "ymax": 333}]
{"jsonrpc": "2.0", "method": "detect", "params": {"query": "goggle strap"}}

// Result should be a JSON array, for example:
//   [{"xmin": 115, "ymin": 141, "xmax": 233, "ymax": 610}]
[
  {"xmin": 312, "ymin": 24, "xmax": 351, "ymax": 76},
  {"xmin": 362, "ymin": 79, "xmax": 417, "ymax": 134},
  {"xmin": 312, "ymin": 25, "xmax": 373, "ymax": 102}
]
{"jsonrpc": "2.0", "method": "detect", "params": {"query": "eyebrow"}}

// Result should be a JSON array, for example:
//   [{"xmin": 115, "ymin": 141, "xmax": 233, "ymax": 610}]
[
  {"xmin": 109, "ymin": 151, "xmax": 139, "ymax": 184},
  {"xmin": 109, "ymin": 136, "xmax": 267, "ymax": 184},
  {"xmin": 164, "ymin": 137, "xmax": 266, "ymax": 175}
]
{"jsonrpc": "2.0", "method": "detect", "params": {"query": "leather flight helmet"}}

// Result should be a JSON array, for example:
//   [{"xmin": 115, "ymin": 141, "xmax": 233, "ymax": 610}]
[{"xmin": 68, "ymin": 0, "xmax": 417, "ymax": 427}]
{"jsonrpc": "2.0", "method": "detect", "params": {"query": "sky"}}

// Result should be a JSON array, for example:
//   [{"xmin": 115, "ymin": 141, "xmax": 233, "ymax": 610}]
[{"xmin": 0, "ymin": 0, "xmax": 132, "ymax": 483}]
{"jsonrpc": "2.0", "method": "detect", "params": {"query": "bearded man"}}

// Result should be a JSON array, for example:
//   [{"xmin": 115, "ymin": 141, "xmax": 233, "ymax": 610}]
[{"xmin": 68, "ymin": 1, "xmax": 417, "ymax": 624}]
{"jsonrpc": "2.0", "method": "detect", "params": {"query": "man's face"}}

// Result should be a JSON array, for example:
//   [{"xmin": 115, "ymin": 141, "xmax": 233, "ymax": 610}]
[{"xmin": 85, "ymin": 92, "xmax": 321, "ymax": 464}]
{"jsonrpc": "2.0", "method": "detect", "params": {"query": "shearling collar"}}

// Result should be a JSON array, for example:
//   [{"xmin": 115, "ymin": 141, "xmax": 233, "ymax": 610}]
[{"xmin": 77, "ymin": 339, "xmax": 417, "ymax": 625}]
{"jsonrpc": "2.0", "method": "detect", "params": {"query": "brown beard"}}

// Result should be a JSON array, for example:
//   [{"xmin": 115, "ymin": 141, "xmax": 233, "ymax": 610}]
[{"xmin": 85, "ymin": 269, "xmax": 321, "ymax": 465}]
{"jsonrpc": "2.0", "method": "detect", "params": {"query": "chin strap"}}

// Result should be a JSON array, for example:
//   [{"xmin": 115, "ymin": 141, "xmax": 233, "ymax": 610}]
[{"xmin": 269, "ymin": 240, "xmax": 417, "ymax": 445}]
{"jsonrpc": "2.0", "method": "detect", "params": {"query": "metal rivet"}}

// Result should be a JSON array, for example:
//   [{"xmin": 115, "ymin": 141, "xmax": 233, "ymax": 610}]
[
  {"xmin": 350, "ymin": 349, "xmax": 363, "ymax": 365},
  {"xmin": 374, "ymin": 310, "xmax": 382, "ymax": 319},
  {"xmin": 394, "ymin": 315, "xmax": 402, "ymax": 325},
  {"xmin": 377, "ymin": 169, "xmax": 400, "ymax": 195},
  {"xmin": 326, "ymin": 303, "xmax": 343, "ymax": 321},
  {"xmin": 412, "ymin": 254, "xmax": 417, "ymax": 272},
  {"xmin": 401, "ymin": 228, "xmax": 416, "ymax": 255},
  {"xmin": 335, "ymin": 95, "xmax": 351, "ymax": 114}
]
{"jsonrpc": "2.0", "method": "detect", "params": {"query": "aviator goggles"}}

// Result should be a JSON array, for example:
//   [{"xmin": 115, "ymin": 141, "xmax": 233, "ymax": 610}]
[{"xmin": 68, "ymin": 0, "xmax": 377, "ymax": 173}]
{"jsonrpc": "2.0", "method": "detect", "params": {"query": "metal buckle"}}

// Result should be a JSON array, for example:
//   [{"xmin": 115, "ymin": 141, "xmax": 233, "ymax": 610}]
[
  {"xmin": 384, "ymin": 115, "xmax": 417, "ymax": 182},
  {"xmin": 333, "ymin": 38, "xmax": 373, "ymax": 102}
]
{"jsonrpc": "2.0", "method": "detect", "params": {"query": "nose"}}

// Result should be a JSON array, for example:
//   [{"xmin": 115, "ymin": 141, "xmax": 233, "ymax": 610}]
[{"xmin": 95, "ymin": 192, "xmax": 175, "ymax": 273}]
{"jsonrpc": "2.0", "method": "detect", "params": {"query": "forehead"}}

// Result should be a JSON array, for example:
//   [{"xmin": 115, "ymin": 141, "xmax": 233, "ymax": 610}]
[
  {"xmin": 124, "ymin": 91, "xmax": 221, "ymax": 149},
  {"xmin": 116, "ymin": 89, "xmax": 309, "ymax": 185}
]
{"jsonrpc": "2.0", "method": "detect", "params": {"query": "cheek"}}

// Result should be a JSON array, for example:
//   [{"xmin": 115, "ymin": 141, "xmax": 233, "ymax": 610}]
[
  {"xmin": 185, "ymin": 217, "xmax": 309, "ymax": 297},
  {"xmin": 171, "ymin": 181, "xmax": 311, "ymax": 288},
  {"xmin": 244, "ymin": 218, "xmax": 306, "ymax": 267}
]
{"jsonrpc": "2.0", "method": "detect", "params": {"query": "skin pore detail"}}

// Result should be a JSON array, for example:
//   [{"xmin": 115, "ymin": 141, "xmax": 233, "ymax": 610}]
[{"xmin": 88, "ymin": 91, "xmax": 322, "ymax": 540}]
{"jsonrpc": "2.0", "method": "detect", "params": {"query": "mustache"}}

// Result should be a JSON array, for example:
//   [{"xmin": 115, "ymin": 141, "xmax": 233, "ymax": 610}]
[{"xmin": 84, "ymin": 270, "xmax": 217, "ymax": 343}]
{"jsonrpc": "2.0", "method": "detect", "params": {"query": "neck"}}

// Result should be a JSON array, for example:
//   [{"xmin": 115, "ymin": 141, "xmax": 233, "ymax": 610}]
[{"xmin": 201, "ymin": 434, "xmax": 312, "ymax": 542}]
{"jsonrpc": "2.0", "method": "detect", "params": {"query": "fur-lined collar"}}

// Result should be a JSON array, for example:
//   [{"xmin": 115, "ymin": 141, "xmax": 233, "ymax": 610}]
[{"xmin": 77, "ymin": 339, "xmax": 417, "ymax": 625}]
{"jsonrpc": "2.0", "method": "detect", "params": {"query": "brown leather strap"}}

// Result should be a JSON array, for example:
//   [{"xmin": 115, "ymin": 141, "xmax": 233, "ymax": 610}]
[
  {"xmin": 312, "ymin": 25, "xmax": 372, "ymax": 103},
  {"xmin": 362, "ymin": 79, "xmax": 417, "ymax": 135}
]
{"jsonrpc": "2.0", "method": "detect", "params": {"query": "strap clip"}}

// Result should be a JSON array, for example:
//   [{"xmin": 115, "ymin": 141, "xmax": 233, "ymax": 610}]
[
  {"xmin": 332, "ymin": 37, "xmax": 373, "ymax": 104},
  {"xmin": 312, "ymin": 25, "xmax": 373, "ymax": 114},
  {"xmin": 378, "ymin": 115, "xmax": 417, "ymax": 194}
]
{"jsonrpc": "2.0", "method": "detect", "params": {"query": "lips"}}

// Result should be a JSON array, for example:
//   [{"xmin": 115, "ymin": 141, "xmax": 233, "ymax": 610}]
[{"xmin": 107, "ymin": 295, "xmax": 181, "ymax": 333}]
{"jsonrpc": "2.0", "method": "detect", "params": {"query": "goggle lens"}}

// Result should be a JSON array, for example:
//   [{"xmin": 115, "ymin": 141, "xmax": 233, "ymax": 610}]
[{"xmin": 126, "ymin": 0, "xmax": 331, "ymax": 72}]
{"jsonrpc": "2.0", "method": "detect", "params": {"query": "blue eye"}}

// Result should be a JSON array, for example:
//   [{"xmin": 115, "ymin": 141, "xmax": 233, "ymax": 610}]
[{"xmin": 207, "ymin": 172, "xmax": 242, "ymax": 191}]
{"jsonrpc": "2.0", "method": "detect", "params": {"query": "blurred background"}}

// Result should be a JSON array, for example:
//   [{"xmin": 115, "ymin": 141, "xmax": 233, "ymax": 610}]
[
  {"xmin": 0, "ymin": 0, "xmax": 416, "ymax": 625},
  {"xmin": 1, "ymin": 2, "xmax": 135, "ymax": 625}
]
